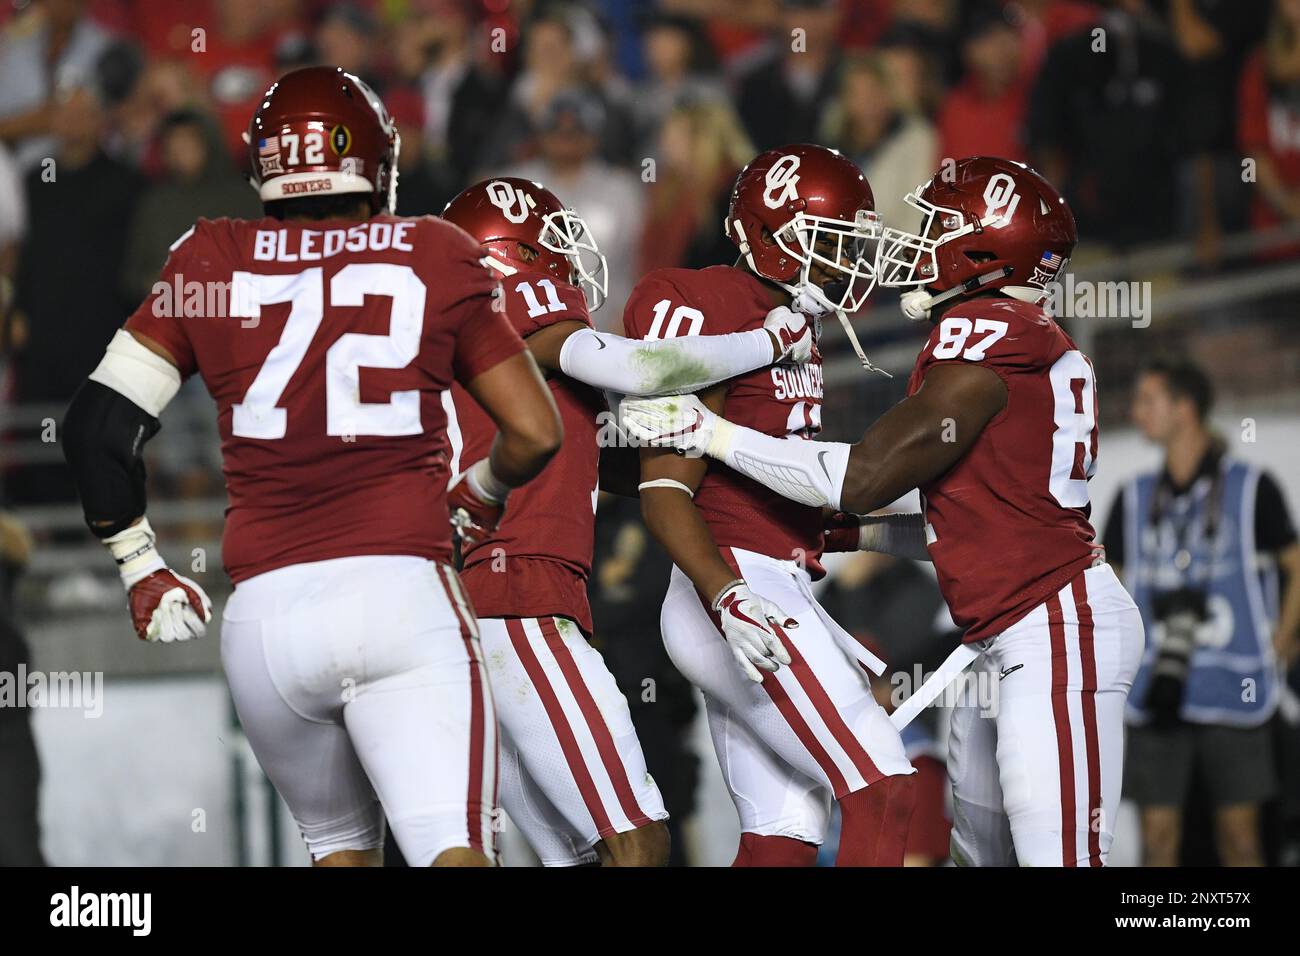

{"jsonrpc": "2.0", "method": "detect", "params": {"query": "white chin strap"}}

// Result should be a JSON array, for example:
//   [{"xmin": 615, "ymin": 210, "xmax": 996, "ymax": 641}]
[
  {"xmin": 898, "ymin": 266, "xmax": 1016, "ymax": 322},
  {"xmin": 787, "ymin": 283, "xmax": 891, "ymax": 379}
]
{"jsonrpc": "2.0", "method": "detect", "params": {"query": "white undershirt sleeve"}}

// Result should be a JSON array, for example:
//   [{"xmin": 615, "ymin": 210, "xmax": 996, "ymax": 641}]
[
  {"xmin": 88, "ymin": 330, "xmax": 183, "ymax": 417},
  {"xmin": 558, "ymin": 326, "xmax": 775, "ymax": 397},
  {"xmin": 705, "ymin": 418, "xmax": 852, "ymax": 510}
]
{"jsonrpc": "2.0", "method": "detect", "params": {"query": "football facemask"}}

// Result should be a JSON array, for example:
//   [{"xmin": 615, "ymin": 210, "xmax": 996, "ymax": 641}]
[{"xmin": 538, "ymin": 208, "xmax": 608, "ymax": 312}]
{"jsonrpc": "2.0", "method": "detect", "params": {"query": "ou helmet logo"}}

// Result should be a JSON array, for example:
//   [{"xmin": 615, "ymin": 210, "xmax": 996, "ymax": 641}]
[
  {"xmin": 763, "ymin": 155, "xmax": 801, "ymax": 209},
  {"xmin": 981, "ymin": 173, "xmax": 1021, "ymax": 229},
  {"xmin": 486, "ymin": 180, "xmax": 530, "ymax": 224}
]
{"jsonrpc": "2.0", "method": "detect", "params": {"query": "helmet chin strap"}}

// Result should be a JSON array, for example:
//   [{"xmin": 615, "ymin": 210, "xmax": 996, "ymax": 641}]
[
  {"xmin": 898, "ymin": 266, "xmax": 1015, "ymax": 322},
  {"xmin": 787, "ymin": 282, "xmax": 892, "ymax": 379}
]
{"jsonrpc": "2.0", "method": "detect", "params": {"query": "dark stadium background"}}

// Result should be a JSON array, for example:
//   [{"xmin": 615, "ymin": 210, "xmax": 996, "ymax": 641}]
[{"xmin": 0, "ymin": 0, "xmax": 1296, "ymax": 866}]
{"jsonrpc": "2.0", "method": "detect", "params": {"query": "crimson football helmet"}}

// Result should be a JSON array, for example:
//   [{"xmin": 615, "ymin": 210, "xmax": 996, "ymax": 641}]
[
  {"xmin": 246, "ymin": 66, "xmax": 400, "ymax": 214},
  {"xmin": 442, "ymin": 177, "xmax": 608, "ymax": 311},
  {"xmin": 725, "ymin": 143, "xmax": 880, "ymax": 316},
  {"xmin": 875, "ymin": 157, "xmax": 1077, "ymax": 320}
]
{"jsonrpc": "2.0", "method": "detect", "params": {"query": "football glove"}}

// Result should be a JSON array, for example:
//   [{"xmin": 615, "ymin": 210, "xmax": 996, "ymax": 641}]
[
  {"xmin": 103, "ymin": 518, "xmax": 212, "ymax": 643},
  {"xmin": 447, "ymin": 458, "xmax": 509, "ymax": 548},
  {"xmin": 713, "ymin": 580, "xmax": 797, "ymax": 682},
  {"xmin": 763, "ymin": 306, "xmax": 815, "ymax": 365},
  {"xmin": 619, "ymin": 393, "xmax": 726, "ymax": 458}
]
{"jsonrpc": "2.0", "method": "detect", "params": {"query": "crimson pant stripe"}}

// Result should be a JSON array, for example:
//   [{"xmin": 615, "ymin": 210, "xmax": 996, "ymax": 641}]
[
  {"xmin": 504, "ymin": 618, "xmax": 615, "ymax": 838},
  {"xmin": 1046, "ymin": 592, "xmax": 1077, "ymax": 866},
  {"xmin": 438, "ymin": 567, "xmax": 487, "ymax": 855},
  {"xmin": 781, "ymin": 630, "xmax": 883, "ymax": 788},
  {"xmin": 539, "ymin": 617, "xmax": 653, "ymax": 829},
  {"xmin": 693, "ymin": 576, "xmax": 849, "ymax": 797},
  {"xmin": 1072, "ymin": 575, "xmax": 1103, "ymax": 867}
]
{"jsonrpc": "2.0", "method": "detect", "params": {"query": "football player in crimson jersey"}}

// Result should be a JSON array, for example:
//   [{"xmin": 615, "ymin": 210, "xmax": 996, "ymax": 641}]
[
  {"xmin": 61, "ymin": 67, "xmax": 565, "ymax": 868},
  {"xmin": 623, "ymin": 157, "xmax": 1146, "ymax": 867},
  {"xmin": 440, "ymin": 177, "xmax": 814, "ymax": 866},
  {"xmin": 626, "ymin": 144, "xmax": 919, "ymax": 868}
]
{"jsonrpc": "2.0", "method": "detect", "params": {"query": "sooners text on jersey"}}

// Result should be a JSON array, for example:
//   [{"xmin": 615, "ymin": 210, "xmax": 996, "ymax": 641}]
[
  {"xmin": 906, "ymin": 297, "xmax": 1104, "ymax": 642},
  {"xmin": 126, "ymin": 215, "xmax": 524, "ymax": 583}
]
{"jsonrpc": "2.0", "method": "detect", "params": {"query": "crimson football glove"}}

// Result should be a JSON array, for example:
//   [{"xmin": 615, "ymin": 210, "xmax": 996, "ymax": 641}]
[
  {"xmin": 763, "ymin": 306, "xmax": 815, "ymax": 365},
  {"xmin": 713, "ymin": 580, "xmax": 797, "ymax": 682},
  {"xmin": 447, "ymin": 458, "xmax": 509, "ymax": 548},
  {"xmin": 102, "ymin": 518, "xmax": 213, "ymax": 643}
]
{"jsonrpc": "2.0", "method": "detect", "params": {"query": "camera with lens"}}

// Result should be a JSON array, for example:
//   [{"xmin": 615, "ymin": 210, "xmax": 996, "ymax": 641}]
[{"xmin": 1143, "ymin": 587, "xmax": 1208, "ymax": 727}]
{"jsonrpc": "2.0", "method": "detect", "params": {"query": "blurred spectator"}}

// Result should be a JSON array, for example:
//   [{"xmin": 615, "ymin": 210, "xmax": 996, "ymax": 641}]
[
  {"xmin": 1105, "ymin": 354, "xmax": 1300, "ymax": 866},
  {"xmin": 736, "ymin": 0, "xmax": 842, "ymax": 151},
  {"xmin": 1028, "ymin": 0, "xmax": 1192, "ymax": 246},
  {"xmin": 631, "ymin": 13, "xmax": 725, "ymax": 156},
  {"xmin": 1238, "ymin": 0, "xmax": 1300, "ymax": 243},
  {"xmin": 173, "ymin": 0, "xmax": 311, "ymax": 161},
  {"xmin": 0, "ymin": 140, "xmax": 25, "ymax": 287},
  {"xmin": 486, "ymin": 5, "xmax": 634, "ymax": 168},
  {"xmin": 393, "ymin": 0, "xmax": 503, "ymax": 188},
  {"xmin": 821, "ymin": 53, "xmax": 936, "ymax": 230},
  {"xmin": 500, "ymin": 90, "xmax": 644, "ymax": 329},
  {"xmin": 0, "ymin": 510, "xmax": 44, "ymax": 866},
  {"xmin": 936, "ymin": 6, "xmax": 1029, "ymax": 163},
  {"xmin": 121, "ymin": 108, "xmax": 260, "ymax": 303},
  {"xmin": 639, "ymin": 101, "xmax": 752, "ymax": 275},
  {"xmin": 11, "ymin": 81, "xmax": 142, "ymax": 505},
  {"xmin": 877, "ymin": 27, "xmax": 945, "ymax": 118},
  {"xmin": 313, "ymin": 2, "xmax": 381, "ymax": 88},
  {"xmin": 0, "ymin": 0, "xmax": 114, "ymax": 172},
  {"xmin": 1167, "ymin": 0, "xmax": 1268, "ymax": 267}
]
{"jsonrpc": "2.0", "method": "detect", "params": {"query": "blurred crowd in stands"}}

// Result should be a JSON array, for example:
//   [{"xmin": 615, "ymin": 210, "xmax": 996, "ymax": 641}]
[{"xmin": 2, "ymin": 0, "xmax": 1299, "ymax": 430}]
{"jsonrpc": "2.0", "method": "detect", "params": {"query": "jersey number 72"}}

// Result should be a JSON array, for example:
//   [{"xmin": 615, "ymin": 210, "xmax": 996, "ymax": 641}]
[{"xmin": 230, "ymin": 264, "xmax": 426, "ymax": 440}]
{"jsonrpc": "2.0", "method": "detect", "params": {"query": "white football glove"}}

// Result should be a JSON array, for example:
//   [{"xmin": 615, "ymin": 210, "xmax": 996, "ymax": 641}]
[
  {"xmin": 763, "ymin": 305, "xmax": 815, "ymax": 365},
  {"xmin": 103, "ymin": 518, "xmax": 213, "ymax": 643},
  {"xmin": 712, "ymin": 580, "xmax": 796, "ymax": 682},
  {"xmin": 620, "ymin": 393, "xmax": 726, "ymax": 458}
]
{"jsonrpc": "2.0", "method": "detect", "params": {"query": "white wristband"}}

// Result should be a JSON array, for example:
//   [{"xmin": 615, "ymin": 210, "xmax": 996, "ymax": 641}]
[
  {"xmin": 468, "ymin": 457, "xmax": 511, "ymax": 504},
  {"xmin": 638, "ymin": 478, "xmax": 694, "ymax": 498},
  {"xmin": 102, "ymin": 517, "xmax": 167, "ymax": 589}
]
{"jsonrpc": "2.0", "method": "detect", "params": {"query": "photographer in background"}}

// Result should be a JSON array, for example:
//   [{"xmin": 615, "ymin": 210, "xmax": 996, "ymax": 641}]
[{"xmin": 1105, "ymin": 355, "xmax": 1300, "ymax": 866}]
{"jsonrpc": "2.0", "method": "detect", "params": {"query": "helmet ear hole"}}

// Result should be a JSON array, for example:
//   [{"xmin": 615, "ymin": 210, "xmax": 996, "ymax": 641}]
[{"xmin": 964, "ymin": 250, "xmax": 997, "ymax": 264}]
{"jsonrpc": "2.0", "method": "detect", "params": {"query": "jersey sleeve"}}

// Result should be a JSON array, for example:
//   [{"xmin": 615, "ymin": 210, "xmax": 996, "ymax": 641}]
[
  {"xmin": 123, "ymin": 227, "xmax": 201, "ymax": 378},
  {"xmin": 502, "ymin": 274, "xmax": 591, "ymax": 340}
]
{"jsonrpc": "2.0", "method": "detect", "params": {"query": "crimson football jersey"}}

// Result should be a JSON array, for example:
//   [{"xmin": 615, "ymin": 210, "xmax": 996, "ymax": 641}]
[
  {"xmin": 126, "ymin": 215, "xmax": 525, "ymax": 583},
  {"xmin": 906, "ymin": 297, "xmax": 1104, "ymax": 643},
  {"xmin": 451, "ymin": 276, "xmax": 604, "ymax": 635},
  {"xmin": 624, "ymin": 266, "xmax": 825, "ymax": 575}
]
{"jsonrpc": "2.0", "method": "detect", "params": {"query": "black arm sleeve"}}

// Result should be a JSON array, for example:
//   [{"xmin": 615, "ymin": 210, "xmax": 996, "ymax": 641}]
[
  {"xmin": 1255, "ymin": 471, "xmax": 1299, "ymax": 553},
  {"xmin": 62, "ymin": 380, "xmax": 160, "ymax": 539}
]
